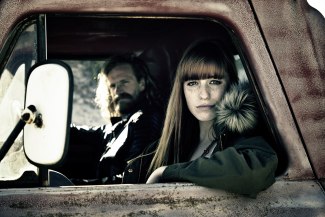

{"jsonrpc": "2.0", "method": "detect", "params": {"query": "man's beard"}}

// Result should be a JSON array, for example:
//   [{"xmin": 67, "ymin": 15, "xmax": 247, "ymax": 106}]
[{"xmin": 114, "ymin": 93, "xmax": 139, "ymax": 116}]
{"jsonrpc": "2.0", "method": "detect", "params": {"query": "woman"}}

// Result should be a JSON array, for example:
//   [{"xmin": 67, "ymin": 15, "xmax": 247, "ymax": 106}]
[{"xmin": 123, "ymin": 40, "xmax": 278, "ymax": 197}]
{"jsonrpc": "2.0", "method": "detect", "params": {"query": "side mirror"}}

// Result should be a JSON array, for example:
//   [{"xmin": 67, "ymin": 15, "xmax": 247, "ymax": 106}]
[{"xmin": 24, "ymin": 60, "xmax": 73, "ymax": 166}]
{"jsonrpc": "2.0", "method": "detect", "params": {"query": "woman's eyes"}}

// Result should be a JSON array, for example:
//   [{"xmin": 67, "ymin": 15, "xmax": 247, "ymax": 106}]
[
  {"xmin": 186, "ymin": 81, "xmax": 199, "ymax": 86},
  {"xmin": 185, "ymin": 79, "xmax": 222, "ymax": 86},
  {"xmin": 209, "ymin": 79, "xmax": 222, "ymax": 85}
]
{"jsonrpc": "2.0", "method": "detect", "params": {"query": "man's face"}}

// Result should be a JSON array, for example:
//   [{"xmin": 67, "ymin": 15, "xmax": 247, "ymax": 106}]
[{"xmin": 106, "ymin": 64, "xmax": 145, "ymax": 116}]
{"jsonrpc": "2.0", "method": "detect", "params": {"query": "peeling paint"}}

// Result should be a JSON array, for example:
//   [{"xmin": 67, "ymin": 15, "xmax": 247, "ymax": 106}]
[{"xmin": 0, "ymin": 182, "xmax": 324, "ymax": 216}]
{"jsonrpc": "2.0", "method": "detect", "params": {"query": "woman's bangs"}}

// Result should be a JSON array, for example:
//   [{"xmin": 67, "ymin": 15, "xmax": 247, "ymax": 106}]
[{"xmin": 182, "ymin": 60, "xmax": 225, "ymax": 81}]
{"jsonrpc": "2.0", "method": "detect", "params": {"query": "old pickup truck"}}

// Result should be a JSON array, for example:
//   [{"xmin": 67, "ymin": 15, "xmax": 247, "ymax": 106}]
[{"xmin": 0, "ymin": 0, "xmax": 324, "ymax": 216}]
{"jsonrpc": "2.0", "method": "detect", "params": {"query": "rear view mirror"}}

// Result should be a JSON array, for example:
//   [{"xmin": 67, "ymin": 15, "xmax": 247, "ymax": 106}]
[{"xmin": 24, "ymin": 60, "xmax": 73, "ymax": 166}]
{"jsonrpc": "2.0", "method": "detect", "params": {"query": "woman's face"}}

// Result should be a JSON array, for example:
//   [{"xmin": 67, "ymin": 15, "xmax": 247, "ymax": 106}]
[{"xmin": 183, "ymin": 74, "xmax": 229, "ymax": 122}]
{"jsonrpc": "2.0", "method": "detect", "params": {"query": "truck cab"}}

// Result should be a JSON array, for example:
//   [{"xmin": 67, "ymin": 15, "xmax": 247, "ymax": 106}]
[{"xmin": 0, "ymin": 1, "xmax": 324, "ymax": 216}]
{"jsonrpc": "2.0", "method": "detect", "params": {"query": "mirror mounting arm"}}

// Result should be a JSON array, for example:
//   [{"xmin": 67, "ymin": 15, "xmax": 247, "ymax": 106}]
[
  {"xmin": 21, "ymin": 105, "xmax": 43, "ymax": 128},
  {"xmin": 0, "ymin": 105, "xmax": 41, "ymax": 162}
]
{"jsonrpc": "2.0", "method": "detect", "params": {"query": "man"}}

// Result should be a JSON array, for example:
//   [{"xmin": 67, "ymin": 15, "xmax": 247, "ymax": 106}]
[{"xmin": 58, "ymin": 55, "xmax": 164, "ymax": 184}]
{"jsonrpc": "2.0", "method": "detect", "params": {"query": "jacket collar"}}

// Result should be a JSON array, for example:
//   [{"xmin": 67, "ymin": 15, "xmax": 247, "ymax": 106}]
[{"xmin": 214, "ymin": 81, "xmax": 259, "ymax": 136}]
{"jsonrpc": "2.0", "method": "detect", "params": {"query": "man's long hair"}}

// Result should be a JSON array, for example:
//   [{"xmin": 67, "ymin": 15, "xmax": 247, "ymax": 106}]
[
  {"xmin": 149, "ymin": 40, "xmax": 239, "ymax": 173},
  {"xmin": 95, "ymin": 54, "xmax": 162, "ymax": 119}
]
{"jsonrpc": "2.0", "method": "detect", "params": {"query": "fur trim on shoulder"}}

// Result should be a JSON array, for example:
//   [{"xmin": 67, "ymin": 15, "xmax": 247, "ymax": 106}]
[{"xmin": 214, "ymin": 82, "xmax": 258, "ymax": 135}]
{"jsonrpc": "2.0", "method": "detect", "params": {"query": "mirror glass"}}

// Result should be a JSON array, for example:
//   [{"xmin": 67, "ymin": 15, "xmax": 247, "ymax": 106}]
[{"xmin": 24, "ymin": 61, "xmax": 72, "ymax": 166}]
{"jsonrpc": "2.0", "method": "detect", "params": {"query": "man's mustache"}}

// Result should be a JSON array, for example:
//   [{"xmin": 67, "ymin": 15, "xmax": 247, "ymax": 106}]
[{"xmin": 114, "ymin": 93, "xmax": 133, "ymax": 103}]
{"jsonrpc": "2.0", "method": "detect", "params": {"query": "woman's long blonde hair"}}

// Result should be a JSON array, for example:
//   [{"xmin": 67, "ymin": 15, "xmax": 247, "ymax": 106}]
[{"xmin": 149, "ymin": 40, "xmax": 239, "ymax": 173}]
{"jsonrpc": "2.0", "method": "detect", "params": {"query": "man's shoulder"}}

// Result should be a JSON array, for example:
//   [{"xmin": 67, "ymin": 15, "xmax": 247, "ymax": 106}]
[
  {"xmin": 125, "ymin": 107, "xmax": 164, "ymax": 130},
  {"xmin": 141, "ymin": 105, "xmax": 164, "ymax": 117},
  {"xmin": 140, "ymin": 106, "xmax": 164, "ymax": 123},
  {"xmin": 127, "ymin": 110, "xmax": 144, "ymax": 124}
]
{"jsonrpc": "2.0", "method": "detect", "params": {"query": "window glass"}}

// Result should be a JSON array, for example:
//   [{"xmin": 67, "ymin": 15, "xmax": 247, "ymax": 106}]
[
  {"xmin": 0, "ymin": 15, "xmax": 280, "ymax": 186},
  {"xmin": 65, "ymin": 55, "xmax": 247, "ymax": 126},
  {"xmin": 0, "ymin": 23, "xmax": 38, "ymax": 181},
  {"xmin": 64, "ymin": 60, "xmax": 106, "ymax": 126}
]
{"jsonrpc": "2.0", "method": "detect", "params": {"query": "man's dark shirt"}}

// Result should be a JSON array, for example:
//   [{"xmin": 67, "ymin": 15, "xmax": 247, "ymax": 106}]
[{"xmin": 56, "ymin": 104, "xmax": 163, "ymax": 184}]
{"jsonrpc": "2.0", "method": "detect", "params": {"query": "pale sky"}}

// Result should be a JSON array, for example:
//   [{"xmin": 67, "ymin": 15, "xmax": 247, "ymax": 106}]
[{"xmin": 307, "ymin": 0, "xmax": 325, "ymax": 17}]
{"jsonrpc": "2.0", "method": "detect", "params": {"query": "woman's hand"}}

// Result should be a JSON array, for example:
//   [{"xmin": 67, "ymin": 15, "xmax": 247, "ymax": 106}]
[{"xmin": 146, "ymin": 166, "xmax": 167, "ymax": 184}]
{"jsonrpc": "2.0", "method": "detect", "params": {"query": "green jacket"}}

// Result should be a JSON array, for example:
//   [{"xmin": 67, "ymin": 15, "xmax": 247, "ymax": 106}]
[
  {"xmin": 124, "ymin": 82, "xmax": 278, "ymax": 197},
  {"xmin": 162, "ymin": 135, "xmax": 278, "ymax": 197}
]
